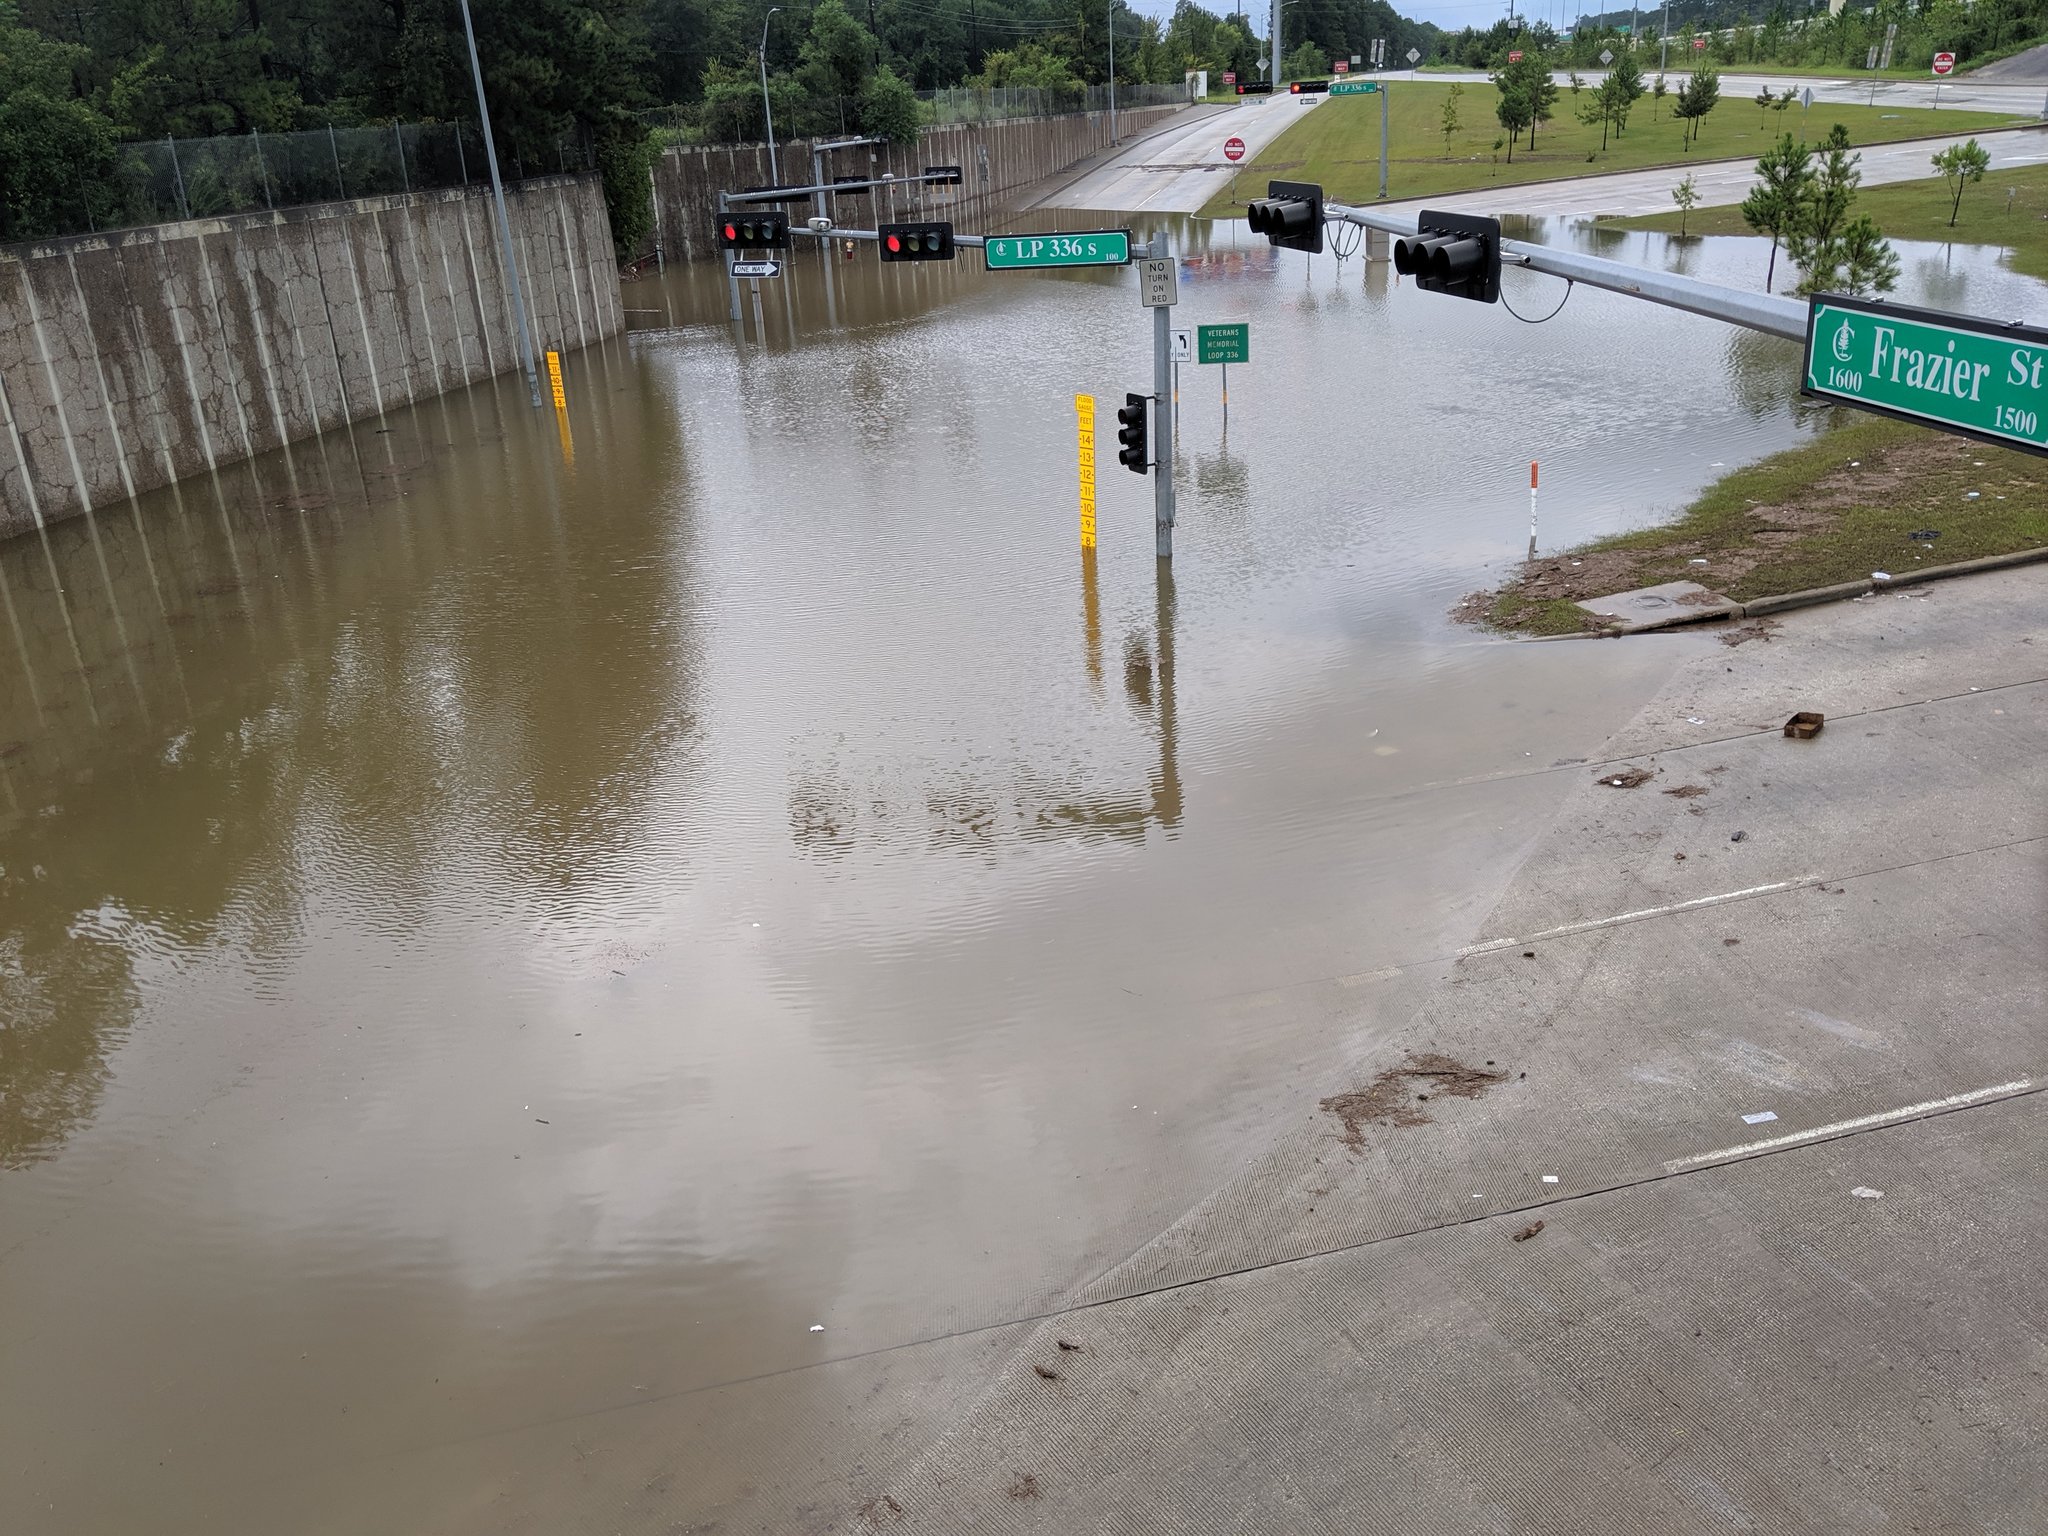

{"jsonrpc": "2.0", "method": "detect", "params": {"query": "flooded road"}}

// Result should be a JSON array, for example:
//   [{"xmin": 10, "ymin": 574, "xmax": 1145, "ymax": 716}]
[{"xmin": 1, "ymin": 216, "xmax": 2036, "ymax": 1530}]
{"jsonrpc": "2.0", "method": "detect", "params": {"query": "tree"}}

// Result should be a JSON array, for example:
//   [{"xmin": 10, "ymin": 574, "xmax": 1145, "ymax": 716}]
[
  {"xmin": 1741, "ymin": 132, "xmax": 1814, "ymax": 290},
  {"xmin": 1673, "ymin": 65, "xmax": 1719, "ymax": 145},
  {"xmin": 1441, "ymin": 80, "xmax": 1463, "ymax": 157},
  {"xmin": 1526, "ymin": 64, "xmax": 1558, "ymax": 147},
  {"xmin": 1754, "ymin": 83, "xmax": 1773, "ymax": 127},
  {"xmin": 1773, "ymin": 86, "xmax": 1796, "ymax": 122},
  {"xmin": 1493, "ymin": 80, "xmax": 1531, "ymax": 161},
  {"xmin": 975, "ymin": 44, "xmax": 1084, "ymax": 95},
  {"xmin": 1282, "ymin": 39, "xmax": 1327, "ymax": 80},
  {"xmin": 860, "ymin": 65, "xmax": 921, "ymax": 142},
  {"xmin": 1933, "ymin": 138, "xmax": 1992, "ymax": 227},
  {"xmin": 1652, "ymin": 72, "xmax": 1666, "ymax": 119},
  {"xmin": 1798, "ymin": 215, "xmax": 1899, "ymax": 297},
  {"xmin": 1609, "ymin": 52, "xmax": 1644, "ymax": 133},
  {"xmin": 1788, "ymin": 123, "xmax": 1861, "ymax": 275},
  {"xmin": 1672, "ymin": 171, "xmax": 1699, "ymax": 236}
]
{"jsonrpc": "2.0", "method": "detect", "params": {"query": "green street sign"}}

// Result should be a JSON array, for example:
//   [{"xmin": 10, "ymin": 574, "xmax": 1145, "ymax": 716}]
[
  {"xmin": 983, "ymin": 230, "xmax": 1131, "ymax": 270},
  {"xmin": 1329, "ymin": 79, "xmax": 1380, "ymax": 94},
  {"xmin": 1197, "ymin": 323, "xmax": 1249, "ymax": 365},
  {"xmin": 1804, "ymin": 295, "xmax": 2048, "ymax": 456}
]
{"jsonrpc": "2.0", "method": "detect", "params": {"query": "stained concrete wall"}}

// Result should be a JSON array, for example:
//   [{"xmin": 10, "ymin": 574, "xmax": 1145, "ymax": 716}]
[
  {"xmin": 650, "ymin": 105, "xmax": 1189, "ymax": 265},
  {"xmin": 0, "ymin": 175, "xmax": 622, "ymax": 538}
]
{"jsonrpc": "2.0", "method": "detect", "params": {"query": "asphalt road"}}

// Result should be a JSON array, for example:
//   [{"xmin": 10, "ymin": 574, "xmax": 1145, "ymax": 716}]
[{"xmin": 1967, "ymin": 42, "xmax": 2048, "ymax": 82}]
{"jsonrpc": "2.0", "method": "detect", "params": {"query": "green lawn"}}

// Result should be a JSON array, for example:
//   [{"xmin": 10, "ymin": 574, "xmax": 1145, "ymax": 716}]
[
  {"xmin": 1609, "ymin": 160, "xmax": 2048, "ymax": 281},
  {"xmin": 1197, "ymin": 82, "xmax": 2026, "ymax": 216},
  {"xmin": 1480, "ymin": 413, "xmax": 2048, "ymax": 635}
]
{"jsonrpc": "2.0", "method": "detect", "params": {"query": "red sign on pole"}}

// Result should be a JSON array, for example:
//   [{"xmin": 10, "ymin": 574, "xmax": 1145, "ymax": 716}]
[
  {"xmin": 1507, "ymin": 49, "xmax": 1524, "ymax": 62},
  {"xmin": 1932, "ymin": 51, "xmax": 1956, "ymax": 74},
  {"xmin": 1223, "ymin": 71, "xmax": 1236, "ymax": 84},
  {"xmin": 1333, "ymin": 59, "xmax": 1349, "ymax": 72},
  {"xmin": 1692, "ymin": 36, "xmax": 1706, "ymax": 49},
  {"xmin": 1223, "ymin": 136, "xmax": 1247, "ymax": 162}
]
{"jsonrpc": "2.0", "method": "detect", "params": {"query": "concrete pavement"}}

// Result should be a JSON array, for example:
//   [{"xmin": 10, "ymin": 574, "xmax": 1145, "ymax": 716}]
[
  {"xmin": 1041, "ymin": 92, "xmax": 1326, "ymax": 213},
  {"xmin": 1045, "ymin": 67, "xmax": 2046, "ymax": 220},
  {"xmin": 1379, "ymin": 123, "xmax": 2048, "ymax": 219},
  {"xmin": 844, "ymin": 568, "xmax": 2048, "ymax": 1531}
]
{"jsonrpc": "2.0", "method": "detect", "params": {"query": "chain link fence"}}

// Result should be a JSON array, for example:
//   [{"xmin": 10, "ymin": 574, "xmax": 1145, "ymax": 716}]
[
  {"xmin": 646, "ymin": 80, "xmax": 1192, "ymax": 145},
  {"xmin": 37, "ymin": 121, "xmax": 595, "ymax": 243}
]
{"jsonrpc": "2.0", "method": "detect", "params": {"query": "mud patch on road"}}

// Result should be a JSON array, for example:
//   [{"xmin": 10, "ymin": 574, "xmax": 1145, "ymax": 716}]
[{"xmin": 1320, "ymin": 1054, "xmax": 1509, "ymax": 1149}]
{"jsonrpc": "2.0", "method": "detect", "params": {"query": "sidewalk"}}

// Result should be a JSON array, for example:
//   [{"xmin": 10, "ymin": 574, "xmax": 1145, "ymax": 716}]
[{"xmin": 865, "ymin": 567, "xmax": 2047, "ymax": 1531}]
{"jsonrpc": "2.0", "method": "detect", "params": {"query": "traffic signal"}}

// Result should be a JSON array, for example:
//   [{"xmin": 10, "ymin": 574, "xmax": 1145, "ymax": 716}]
[
  {"xmin": 1289, "ymin": 79, "xmax": 1330, "ymax": 94},
  {"xmin": 718, "ymin": 211, "xmax": 790, "ymax": 249},
  {"xmin": 1116, "ymin": 393, "xmax": 1149, "ymax": 475},
  {"xmin": 1235, "ymin": 80, "xmax": 1274, "ymax": 95},
  {"xmin": 923, "ymin": 165, "xmax": 964, "ymax": 185},
  {"xmin": 1246, "ymin": 179, "xmax": 1324, "ymax": 255},
  {"xmin": 878, "ymin": 221, "xmax": 956, "ymax": 261},
  {"xmin": 1392, "ymin": 209, "xmax": 1501, "ymax": 304}
]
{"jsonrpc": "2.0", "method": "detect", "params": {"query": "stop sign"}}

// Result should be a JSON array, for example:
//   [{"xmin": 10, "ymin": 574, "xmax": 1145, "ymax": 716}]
[
  {"xmin": 1932, "ymin": 50, "xmax": 1956, "ymax": 75},
  {"xmin": 1223, "ymin": 136, "xmax": 1247, "ymax": 162}
]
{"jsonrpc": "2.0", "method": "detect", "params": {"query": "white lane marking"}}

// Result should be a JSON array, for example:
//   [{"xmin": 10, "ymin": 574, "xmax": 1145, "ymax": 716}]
[
  {"xmin": 1458, "ymin": 879, "xmax": 1812, "ymax": 957},
  {"xmin": 1664, "ymin": 1080, "xmax": 2035, "ymax": 1172}
]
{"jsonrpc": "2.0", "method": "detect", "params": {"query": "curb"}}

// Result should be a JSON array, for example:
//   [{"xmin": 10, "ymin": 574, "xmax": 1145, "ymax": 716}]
[{"xmin": 1522, "ymin": 544, "xmax": 2048, "ymax": 640}]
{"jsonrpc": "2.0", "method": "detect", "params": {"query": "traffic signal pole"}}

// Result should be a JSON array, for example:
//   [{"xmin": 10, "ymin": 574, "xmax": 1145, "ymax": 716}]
[
  {"xmin": 1327, "ymin": 200, "xmax": 1807, "ymax": 339},
  {"xmin": 1150, "ymin": 232, "xmax": 1176, "ymax": 559}
]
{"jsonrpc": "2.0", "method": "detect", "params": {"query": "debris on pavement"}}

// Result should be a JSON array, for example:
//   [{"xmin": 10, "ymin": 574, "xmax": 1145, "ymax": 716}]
[
  {"xmin": 1320, "ymin": 1054, "xmax": 1510, "ymax": 1148},
  {"xmin": 1851, "ymin": 1187, "xmax": 1884, "ymax": 1199},
  {"xmin": 1596, "ymin": 766, "xmax": 1655, "ymax": 788},
  {"xmin": 809, "ymin": 1324, "xmax": 826, "ymax": 1333},
  {"xmin": 1783, "ymin": 711, "xmax": 1825, "ymax": 739},
  {"xmin": 1909, "ymin": 529, "xmax": 1940, "ymax": 541},
  {"xmin": 1056, "ymin": 1338, "xmax": 1083, "ymax": 1352},
  {"xmin": 1723, "ymin": 937, "xmax": 1741, "ymax": 947},
  {"xmin": 1731, "ymin": 830, "xmax": 1748, "ymax": 842},
  {"xmin": 1033, "ymin": 1364, "xmax": 1060, "ymax": 1381},
  {"xmin": 858, "ymin": 1494, "xmax": 906, "ymax": 1526},
  {"xmin": 1512, "ymin": 1221, "xmax": 1546, "ymax": 1242},
  {"xmin": 1541, "ymin": 1175, "xmax": 1560, "ymax": 1184},
  {"xmin": 1008, "ymin": 1474, "xmax": 1042, "ymax": 1500},
  {"xmin": 1664, "ymin": 784, "xmax": 1709, "ymax": 798},
  {"xmin": 1742, "ymin": 1111, "xmax": 1778, "ymax": 1124}
]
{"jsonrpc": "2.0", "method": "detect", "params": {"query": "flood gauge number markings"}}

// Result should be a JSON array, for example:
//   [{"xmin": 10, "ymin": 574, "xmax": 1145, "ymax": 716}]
[
  {"xmin": 1803, "ymin": 294, "xmax": 2048, "ymax": 455},
  {"xmin": 984, "ymin": 232, "xmax": 1132, "ymax": 270}
]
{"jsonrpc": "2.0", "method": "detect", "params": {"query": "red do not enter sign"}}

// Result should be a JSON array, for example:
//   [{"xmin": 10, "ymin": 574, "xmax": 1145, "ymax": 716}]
[
  {"xmin": 1932, "ymin": 51, "xmax": 1956, "ymax": 75},
  {"xmin": 1223, "ymin": 136, "xmax": 1247, "ymax": 162}
]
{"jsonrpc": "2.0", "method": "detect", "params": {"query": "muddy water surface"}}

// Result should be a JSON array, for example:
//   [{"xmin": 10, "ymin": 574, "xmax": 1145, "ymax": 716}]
[{"xmin": 0, "ymin": 216, "xmax": 2029, "ymax": 1530}]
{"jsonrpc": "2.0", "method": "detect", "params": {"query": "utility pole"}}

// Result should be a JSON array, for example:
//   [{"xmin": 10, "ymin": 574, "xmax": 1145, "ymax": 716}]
[
  {"xmin": 457, "ymin": 0, "xmax": 540, "ymax": 408},
  {"xmin": 1660, "ymin": 0, "xmax": 1670, "ymax": 72},
  {"xmin": 760, "ymin": 7, "xmax": 784, "ymax": 183},
  {"xmin": 1149, "ymin": 232, "xmax": 1176, "ymax": 558},
  {"xmin": 1109, "ymin": 1, "xmax": 1117, "ymax": 143}
]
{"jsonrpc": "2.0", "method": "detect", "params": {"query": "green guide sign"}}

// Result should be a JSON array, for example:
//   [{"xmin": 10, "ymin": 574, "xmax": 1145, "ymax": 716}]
[
  {"xmin": 983, "ymin": 231, "xmax": 1131, "ymax": 270},
  {"xmin": 1197, "ymin": 323, "xmax": 1249, "ymax": 365},
  {"xmin": 1329, "ymin": 79, "xmax": 1380, "ymax": 94},
  {"xmin": 1803, "ymin": 295, "xmax": 2048, "ymax": 456}
]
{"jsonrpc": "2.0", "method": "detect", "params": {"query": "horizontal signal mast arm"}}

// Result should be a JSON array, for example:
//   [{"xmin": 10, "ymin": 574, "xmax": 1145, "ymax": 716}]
[{"xmin": 1325, "ymin": 201, "xmax": 1809, "ymax": 343}]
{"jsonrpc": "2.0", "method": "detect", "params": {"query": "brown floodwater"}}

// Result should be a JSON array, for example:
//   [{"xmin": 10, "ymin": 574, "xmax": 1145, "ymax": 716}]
[{"xmin": 2, "ymin": 217, "xmax": 2028, "ymax": 1530}]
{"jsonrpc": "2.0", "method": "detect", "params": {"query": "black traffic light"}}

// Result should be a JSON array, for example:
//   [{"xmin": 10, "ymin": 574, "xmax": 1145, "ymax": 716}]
[
  {"xmin": 923, "ymin": 164, "xmax": 964, "ymax": 185},
  {"xmin": 878, "ymin": 221, "xmax": 956, "ymax": 261},
  {"xmin": 718, "ymin": 210, "xmax": 790, "ymax": 249},
  {"xmin": 1392, "ymin": 209, "xmax": 1501, "ymax": 304},
  {"xmin": 1289, "ymin": 79, "xmax": 1330, "ymax": 94},
  {"xmin": 1236, "ymin": 81, "xmax": 1274, "ymax": 95},
  {"xmin": 1246, "ymin": 178, "xmax": 1324, "ymax": 255},
  {"xmin": 1116, "ymin": 393, "xmax": 1149, "ymax": 475}
]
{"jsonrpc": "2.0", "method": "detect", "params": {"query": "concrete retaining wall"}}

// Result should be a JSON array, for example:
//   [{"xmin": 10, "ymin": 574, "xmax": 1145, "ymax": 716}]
[
  {"xmin": 651, "ymin": 105, "xmax": 1188, "ymax": 265},
  {"xmin": 0, "ymin": 175, "xmax": 622, "ymax": 538}
]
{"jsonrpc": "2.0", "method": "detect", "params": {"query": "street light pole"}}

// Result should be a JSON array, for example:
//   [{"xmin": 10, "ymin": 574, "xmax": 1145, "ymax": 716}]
[
  {"xmin": 457, "ymin": 0, "xmax": 540, "ymax": 408},
  {"xmin": 1108, "ymin": 2, "xmax": 1117, "ymax": 143},
  {"xmin": 760, "ymin": 7, "xmax": 785, "ymax": 183},
  {"xmin": 1660, "ymin": 0, "xmax": 1670, "ymax": 71}
]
